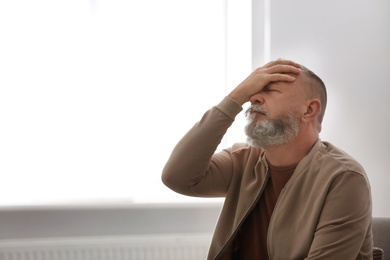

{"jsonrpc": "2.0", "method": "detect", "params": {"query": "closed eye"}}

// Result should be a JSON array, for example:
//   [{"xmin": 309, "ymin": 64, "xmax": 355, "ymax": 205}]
[{"xmin": 263, "ymin": 86, "xmax": 280, "ymax": 93}]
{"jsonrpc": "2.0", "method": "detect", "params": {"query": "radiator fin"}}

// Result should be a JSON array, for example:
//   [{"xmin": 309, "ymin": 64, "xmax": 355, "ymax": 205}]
[{"xmin": 0, "ymin": 234, "xmax": 211, "ymax": 260}]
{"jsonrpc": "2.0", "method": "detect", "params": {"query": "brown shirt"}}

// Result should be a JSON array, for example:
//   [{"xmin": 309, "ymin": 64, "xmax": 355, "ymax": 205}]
[{"xmin": 221, "ymin": 162, "xmax": 297, "ymax": 259}]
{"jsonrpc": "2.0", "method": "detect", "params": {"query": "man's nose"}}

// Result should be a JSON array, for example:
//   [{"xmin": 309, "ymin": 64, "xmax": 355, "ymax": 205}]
[{"xmin": 249, "ymin": 93, "xmax": 264, "ymax": 105}]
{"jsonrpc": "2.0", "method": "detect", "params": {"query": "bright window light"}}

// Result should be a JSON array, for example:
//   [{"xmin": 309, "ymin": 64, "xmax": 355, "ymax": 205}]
[{"xmin": 0, "ymin": 0, "xmax": 252, "ymax": 206}]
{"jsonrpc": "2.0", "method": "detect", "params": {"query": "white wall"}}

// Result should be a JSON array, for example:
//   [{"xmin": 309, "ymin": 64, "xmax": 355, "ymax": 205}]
[{"xmin": 252, "ymin": 0, "xmax": 390, "ymax": 217}]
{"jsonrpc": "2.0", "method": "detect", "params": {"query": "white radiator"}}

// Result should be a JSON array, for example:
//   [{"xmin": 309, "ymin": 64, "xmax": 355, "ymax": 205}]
[{"xmin": 0, "ymin": 234, "xmax": 211, "ymax": 260}]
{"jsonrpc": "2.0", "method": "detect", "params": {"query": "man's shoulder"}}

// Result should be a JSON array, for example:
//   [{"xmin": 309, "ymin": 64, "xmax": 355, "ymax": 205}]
[
  {"xmin": 316, "ymin": 141, "xmax": 366, "ymax": 176},
  {"xmin": 295, "ymin": 140, "xmax": 370, "ymax": 190}
]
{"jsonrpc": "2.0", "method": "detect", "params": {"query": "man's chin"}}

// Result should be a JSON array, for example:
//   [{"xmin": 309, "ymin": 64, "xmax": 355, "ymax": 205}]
[{"xmin": 246, "ymin": 135, "xmax": 290, "ymax": 149}]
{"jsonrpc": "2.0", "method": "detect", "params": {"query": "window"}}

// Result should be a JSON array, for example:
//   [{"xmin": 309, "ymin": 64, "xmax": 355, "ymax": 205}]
[{"xmin": 0, "ymin": 0, "xmax": 252, "ymax": 206}]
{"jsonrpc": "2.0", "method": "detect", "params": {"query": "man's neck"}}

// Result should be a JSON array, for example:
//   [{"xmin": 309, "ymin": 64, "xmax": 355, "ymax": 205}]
[{"xmin": 263, "ymin": 136, "xmax": 318, "ymax": 167}]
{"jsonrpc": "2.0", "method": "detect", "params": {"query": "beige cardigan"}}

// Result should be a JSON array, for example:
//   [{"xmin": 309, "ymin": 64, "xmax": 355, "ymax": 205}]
[{"xmin": 162, "ymin": 97, "xmax": 373, "ymax": 260}]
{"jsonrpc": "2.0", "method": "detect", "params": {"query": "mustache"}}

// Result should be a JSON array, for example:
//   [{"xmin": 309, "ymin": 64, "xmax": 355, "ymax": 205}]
[{"xmin": 245, "ymin": 105, "xmax": 268, "ymax": 117}]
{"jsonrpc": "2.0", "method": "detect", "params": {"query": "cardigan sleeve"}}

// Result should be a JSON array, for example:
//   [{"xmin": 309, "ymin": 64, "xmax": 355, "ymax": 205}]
[{"xmin": 161, "ymin": 96, "xmax": 243, "ymax": 197}]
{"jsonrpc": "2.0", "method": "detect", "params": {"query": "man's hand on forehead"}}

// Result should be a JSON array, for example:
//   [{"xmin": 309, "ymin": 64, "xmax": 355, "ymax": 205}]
[{"xmin": 228, "ymin": 59, "xmax": 301, "ymax": 105}]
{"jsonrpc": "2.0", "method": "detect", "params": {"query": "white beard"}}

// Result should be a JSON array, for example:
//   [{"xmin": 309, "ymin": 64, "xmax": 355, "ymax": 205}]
[{"xmin": 244, "ymin": 106, "xmax": 300, "ymax": 148}]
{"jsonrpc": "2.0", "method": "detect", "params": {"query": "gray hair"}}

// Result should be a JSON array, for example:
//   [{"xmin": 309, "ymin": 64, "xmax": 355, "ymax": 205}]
[{"xmin": 300, "ymin": 65, "xmax": 327, "ymax": 124}]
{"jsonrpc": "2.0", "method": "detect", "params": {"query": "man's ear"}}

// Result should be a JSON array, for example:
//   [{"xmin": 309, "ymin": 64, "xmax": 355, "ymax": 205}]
[{"xmin": 303, "ymin": 99, "xmax": 321, "ymax": 121}]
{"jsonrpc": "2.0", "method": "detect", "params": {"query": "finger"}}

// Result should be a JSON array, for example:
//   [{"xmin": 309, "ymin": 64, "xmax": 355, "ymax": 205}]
[
  {"xmin": 266, "ymin": 64, "xmax": 302, "ymax": 75},
  {"xmin": 266, "ymin": 73, "xmax": 297, "ymax": 83},
  {"xmin": 264, "ymin": 59, "xmax": 301, "ymax": 69}
]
